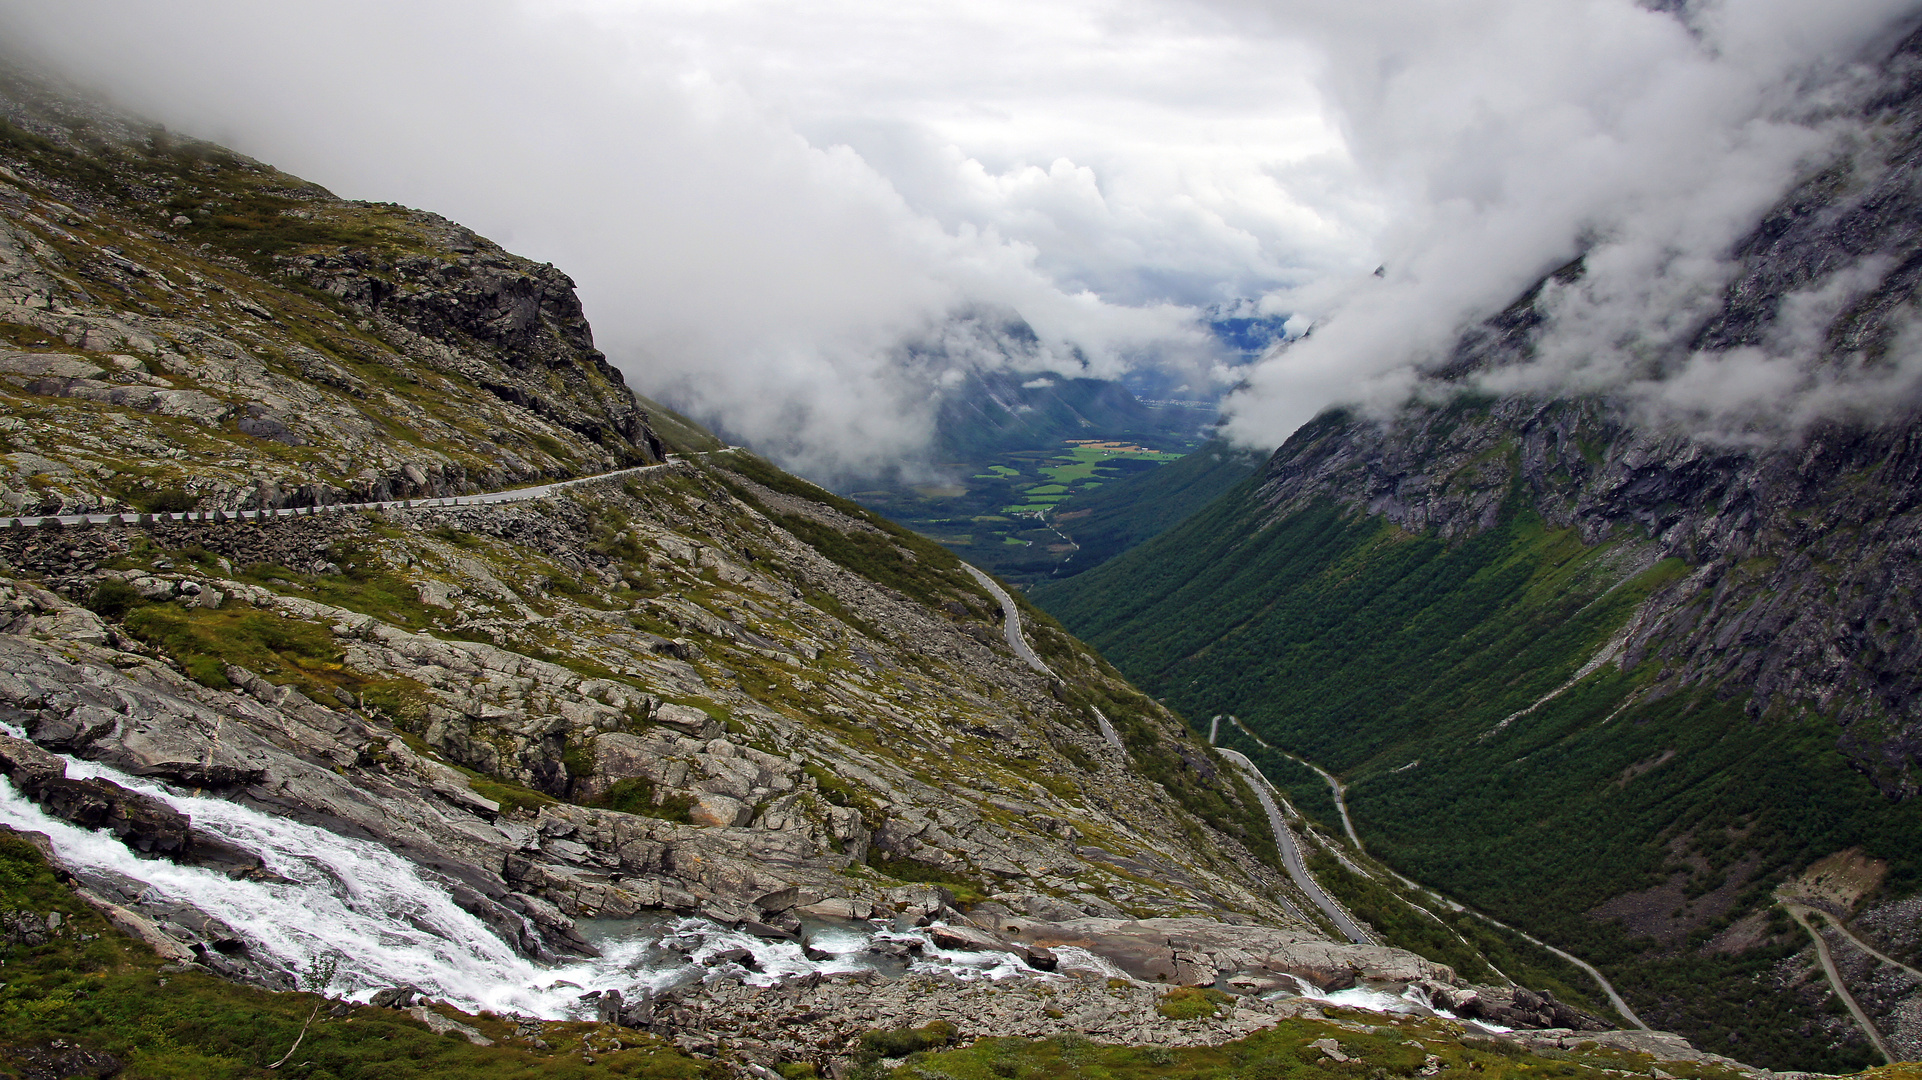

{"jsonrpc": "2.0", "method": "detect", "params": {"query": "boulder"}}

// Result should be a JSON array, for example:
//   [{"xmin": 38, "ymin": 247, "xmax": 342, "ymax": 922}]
[
  {"xmin": 405, "ymin": 1005, "xmax": 494, "ymax": 1046},
  {"xmin": 34, "ymin": 776, "xmax": 192, "ymax": 857},
  {"xmin": 653, "ymin": 703, "xmax": 720, "ymax": 739},
  {"xmin": 688, "ymin": 792, "xmax": 751, "ymax": 828},
  {"xmin": 927, "ymin": 923, "xmax": 1021, "ymax": 958},
  {"xmin": 370, "ymin": 985, "xmax": 422, "ymax": 1009},
  {"xmin": 0, "ymin": 734, "xmax": 66, "ymax": 795}
]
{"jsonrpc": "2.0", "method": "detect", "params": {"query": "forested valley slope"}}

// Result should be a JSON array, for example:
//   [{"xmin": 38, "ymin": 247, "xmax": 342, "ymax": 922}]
[{"xmin": 1036, "ymin": 18, "xmax": 1922, "ymax": 1078}]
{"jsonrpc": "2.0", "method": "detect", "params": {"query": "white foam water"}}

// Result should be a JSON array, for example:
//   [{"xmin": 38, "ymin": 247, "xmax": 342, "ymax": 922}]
[
  {"xmin": 1273, "ymin": 976, "xmax": 1513, "ymax": 1033},
  {"xmin": 0, "ymin": 752, "xmax": 1044, "ymax": 1018}
]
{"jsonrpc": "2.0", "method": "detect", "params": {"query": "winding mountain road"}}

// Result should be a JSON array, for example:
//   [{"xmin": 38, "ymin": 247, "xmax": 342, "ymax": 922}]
[
  {"xmin": 0, "ymin": 456, "xmax": 696, "ymax": 529},
  {"xmin": 1221, "ymin": 715, "xmax": 1370, "ymax": 847},
  {"xmin": 957, "ymin": 562, "xmax": 1125, "ymax": 751},
  {"xmin": 1226, "ymin": 717, "xmax": 1365, "ymax": 849},
  {"xmin": 960, "ymin": 564, "xmax": 1050, "ymax": 676},
  {"xmin": 1792, "ymin": 902, "xmax": 1922, "ymax": 982},
  {"xmin": 1785, "ymin": 903, "xmax": 1894, "ymax": 1063},
  {"xmin": 12, "ymin": 451, "xmax": 1647, "ymax": 1031},
  {"xmin": 1216, "ymin": 715, "xmax": 1648, "ymax": 1029},
  {"xmin": 1217, "ymin": 746, "xmax": 1374, "ymax": 944}
]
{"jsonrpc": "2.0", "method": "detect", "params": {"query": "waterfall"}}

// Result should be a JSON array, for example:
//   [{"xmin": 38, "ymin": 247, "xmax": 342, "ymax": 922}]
[
  {"xmin": 0, "ymin": 752, "xmax": 1045, "ymax": 1019},
  {"xmin": 1274, "ymin": 975, "xmax": 1512, "ymax": 1032}
]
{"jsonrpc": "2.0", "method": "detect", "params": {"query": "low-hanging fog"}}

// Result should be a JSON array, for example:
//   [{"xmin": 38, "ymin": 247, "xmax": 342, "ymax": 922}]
[
  {"xmin": 1215, "ymin": 0, "xmax": 1922, "ymax": 449},
  {"xmin": 3, "ymin": 0, "xmax": 1920, "ymax": 471}
]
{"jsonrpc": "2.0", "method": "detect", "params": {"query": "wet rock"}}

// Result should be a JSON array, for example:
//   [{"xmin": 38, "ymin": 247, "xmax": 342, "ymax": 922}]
[
  {"xmin": 1445, "ymin": 985, "xmax": 1608, "ymax": 1032},
  {"xmin": 0, "ymin": 734, "xmax": 66, "ymax": 794},
  {"xmin": 927, "ymin": 923, "xmax": 1018, "ymax": 956},
  {"xmin": 618, "ymin": 995, "xmax": 656, "ymax": 1029},
  {"xmin": 33, "ymin": 777, "xmax": 191, "ymax": 857},
  {"xmin": 370, "ymin": 985, "xmax": 422, "ymax": 1009},
  {"xmin": 709, "ymin": 947, "xmax": 759, "ymax": 971}
]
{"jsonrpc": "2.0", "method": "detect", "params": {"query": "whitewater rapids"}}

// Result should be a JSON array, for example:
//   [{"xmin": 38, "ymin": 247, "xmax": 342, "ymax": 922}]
[{"xmin": 0, "ymin": 752, "xmax": 1042, "ymax": 1019}]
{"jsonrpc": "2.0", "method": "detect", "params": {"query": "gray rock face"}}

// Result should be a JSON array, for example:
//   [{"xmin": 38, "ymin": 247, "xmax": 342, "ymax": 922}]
[
  {"xmin": 0, "ymin": 69, "xmax": 667, "ymax": 520},
  {"xmin": 5, "ymin": 466, "xmax": 1316, "ymax": 926},
  {"xmin": 0, "ymin": 528, "xmax": 1501, "ymax": 1019}
]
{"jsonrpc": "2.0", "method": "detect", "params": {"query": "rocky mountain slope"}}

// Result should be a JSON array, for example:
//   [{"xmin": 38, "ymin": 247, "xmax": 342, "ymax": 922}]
[
  {"xmin": 0, "ymin": 59, "xmax": 1707, "ymax": 1080},
  {"xmin": 1035, "ymin": 20, "xmax": 1922, "ymax": 1077},
  {"xmin": 0, "ymin": 63, "xmax": 680, "ymax": 519}
]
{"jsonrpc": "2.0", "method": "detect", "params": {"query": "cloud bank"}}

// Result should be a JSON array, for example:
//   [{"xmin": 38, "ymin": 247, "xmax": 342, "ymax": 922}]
[
  {"xmin": 8, "ymin": 0, "xmax": 1917, "ymax": 471},
  {"xmin": 1218, "ymin": 0, "xmax": 1922, "ymax": 451},
  {"xmin": 0, "ymin": 0, "xmax": 1365, "ymax": 476}
]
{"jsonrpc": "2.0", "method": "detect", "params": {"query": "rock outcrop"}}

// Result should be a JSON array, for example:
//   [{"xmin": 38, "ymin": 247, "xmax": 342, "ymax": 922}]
[{"xmin": 0, "ymin": 67, "xmax": 667, "ymax": 518}]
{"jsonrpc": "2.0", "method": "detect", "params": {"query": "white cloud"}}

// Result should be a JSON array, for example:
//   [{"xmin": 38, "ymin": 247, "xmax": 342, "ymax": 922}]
[
  {"xmin": 1217, "ymin": 0, "xmax": 1922, "ymax": 451},
  {"xmin": 8, "ymin": 0, "xmax": 1905, "ymax": 471},
  {"xmin": 0, "ymin": 0, "xmax": 1361, "ymax": 476}
]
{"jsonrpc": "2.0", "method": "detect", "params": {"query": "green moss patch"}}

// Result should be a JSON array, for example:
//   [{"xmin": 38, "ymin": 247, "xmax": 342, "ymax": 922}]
[
  {"xmin": 594, "ymin": 777, "xmax": 694, "ymax": 825},
  {"xmin": 123, "ymin": 604, "xmax": 346, "ymax": 694},
  {"xmin": 1154, "ymin": 986, "xmax": 1233, "ymax": 1020}
]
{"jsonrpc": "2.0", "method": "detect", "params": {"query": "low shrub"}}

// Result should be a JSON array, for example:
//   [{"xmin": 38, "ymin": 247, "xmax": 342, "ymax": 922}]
[
  {"xmin": 857, "ymin": 1020, "xmax": 958, "ymax": 1060},
  {"xmin": 866, "ymin": 855, "xmax": 988, "ymax": 905},
  {"xmin": 1155, "ymin": 985, "xmax": 1233, "ymax": 1020},
  {"xmin": 594, "ymin": 776, "xmax": 694, "ymax": 824},
  {"xmin": 83, "ymin": 578, "xmax": 143, "ymax": 621}
]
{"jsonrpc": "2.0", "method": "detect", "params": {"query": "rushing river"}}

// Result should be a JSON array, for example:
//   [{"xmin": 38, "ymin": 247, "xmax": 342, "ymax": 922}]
[
  {"xmin": 0, "ymin": 745, "xmax": 1506, "ymax": 1030},
  {"xmin": 0, "ymin": 752, "xmax": 1050, "ymax": 1019}
]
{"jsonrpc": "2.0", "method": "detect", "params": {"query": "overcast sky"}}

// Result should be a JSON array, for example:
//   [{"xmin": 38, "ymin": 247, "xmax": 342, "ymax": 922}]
[{"xmin": 3, "ymin": 0, "xmax": 1920, "ymax": 471}]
